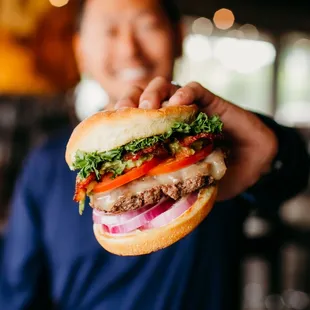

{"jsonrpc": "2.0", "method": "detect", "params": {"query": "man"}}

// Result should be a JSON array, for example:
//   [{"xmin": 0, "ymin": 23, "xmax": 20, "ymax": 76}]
[{"xmin": 0, "ymin": 0, "xmax": 309, "ymax": 309}]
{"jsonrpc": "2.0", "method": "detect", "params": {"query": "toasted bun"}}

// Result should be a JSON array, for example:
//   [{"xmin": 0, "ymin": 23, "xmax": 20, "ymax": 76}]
[
  {"xmin": 93, "ymin": 185, "xmax": 217, "ymax": 256},
  {"xmin": 66, "ymin": 105, "xmax": 198, "ymax": 169}
]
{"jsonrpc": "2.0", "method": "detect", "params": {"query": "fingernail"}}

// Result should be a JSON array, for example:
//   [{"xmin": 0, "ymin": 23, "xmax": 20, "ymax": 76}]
[
  {"xmin": 114, "ymin": 98, "xmax": 138, "ymax": 110},
  {"xmin": 114, "ymin": 102, "xmax": 121, "ymax": 109},
  {"xmin": 175, "ymin": 91, "xmax": 185, "ymax": 99},
  {"xmin": 140, "ymin": 100, "xmax": 150, "ymax": 109},
  {"xmin": 169, "ymin": 91, "xmax": 184, "ymax": 105}
]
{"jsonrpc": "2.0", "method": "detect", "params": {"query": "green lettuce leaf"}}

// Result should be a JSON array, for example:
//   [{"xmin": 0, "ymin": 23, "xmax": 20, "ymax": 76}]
[
  {"xmin": 191, "ymin": 113, "xmax": 223, "ymax": 134},
  {"xmin": 73, "ymin": 148, "xmax": 123, "ymax": 179},
  {"xmin": 124, "ymin": 135, "xmax": 161, "ymax": 153},
  {"xmin": 73, "ymin": 112, "xmax": 223, "ymax": 180}
]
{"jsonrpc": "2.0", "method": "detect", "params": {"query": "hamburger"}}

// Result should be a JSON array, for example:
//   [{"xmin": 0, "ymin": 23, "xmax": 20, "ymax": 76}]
[{"xmin": 65, "ymin": 105, "xmax": 227, "ymax": 256}]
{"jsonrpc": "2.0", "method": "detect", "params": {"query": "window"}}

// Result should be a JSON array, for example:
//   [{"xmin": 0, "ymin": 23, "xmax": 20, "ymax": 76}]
[
  {"xmin": 275, "ymin": 33, "xmax": 310, "ymax": 126},
  {"xmin": 174, "ymin": 16, "xmax": 276, "ymax": 115}
]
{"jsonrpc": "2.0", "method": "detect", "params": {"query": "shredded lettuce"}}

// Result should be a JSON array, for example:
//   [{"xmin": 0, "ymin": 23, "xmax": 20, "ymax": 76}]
[
  {"xmin": 73, "ymin": 112, "xmax": 223, "ymax": 180},
  {"xmin": 79, "ymin": 199, "xmax": 85, "ymax": 215}
]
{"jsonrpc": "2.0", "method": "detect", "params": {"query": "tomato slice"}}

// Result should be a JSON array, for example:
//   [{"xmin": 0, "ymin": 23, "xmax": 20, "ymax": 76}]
[
  {"xmin": 92, "ymin": 158, "xmax": 161, "ymax": 193},
  {"xmin": 147, "ymin": 144, "xmax": 213, "ymax": 176}
]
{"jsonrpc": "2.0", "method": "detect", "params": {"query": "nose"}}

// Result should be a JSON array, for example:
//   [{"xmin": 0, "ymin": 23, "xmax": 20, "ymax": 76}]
[{"xmin": 116, "ymin": 27, "xmax": 141, "ymax": 59}]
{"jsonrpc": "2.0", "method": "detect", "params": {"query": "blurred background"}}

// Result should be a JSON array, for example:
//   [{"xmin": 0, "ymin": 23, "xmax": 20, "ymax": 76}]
[{"xmin": 0, "ymin": 0, "xmax": 309, "ymax": 309}]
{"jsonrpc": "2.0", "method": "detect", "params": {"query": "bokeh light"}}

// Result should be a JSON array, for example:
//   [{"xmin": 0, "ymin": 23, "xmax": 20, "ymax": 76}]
[
  {"xmin": 184, "ymin": 34, "xmax": 212, "ymax": 62},
  {"xmin": 192, "ymin": 17, "xmax": 214, "ymax": 36},
  {"xmin": 227, "ymin": 29, "xmax": 245, "ymax": 39},
  {"xmin": 239, "ymin": 24, "xmax": 259, "ymax": 40},
  {"xmin": 264, "ymin": 294, "xmax": 285, "ymax": 309},
  {"xmin": 213, "ymin": 38, "xmax": 276, "ymax": 73},
  {"xmin": 75, "ymin": 78, "xmax": 109, "ymax": 121},
  {"xmin": 49, "ymin": 0, "xmax": 69, "ymax": 7},
  {"xmin": 282, "ymin": 290, "xmax": 310, "ymax": 310},
  {"xmin": 213, "ymin": 8, "xmax": 235, "ymax": 30}
]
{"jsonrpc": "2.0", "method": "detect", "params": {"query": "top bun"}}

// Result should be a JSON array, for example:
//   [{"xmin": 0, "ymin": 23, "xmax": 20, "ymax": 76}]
[{"xmin": 66, "ymin": 105, "xmax": 198, "ymax": 169}]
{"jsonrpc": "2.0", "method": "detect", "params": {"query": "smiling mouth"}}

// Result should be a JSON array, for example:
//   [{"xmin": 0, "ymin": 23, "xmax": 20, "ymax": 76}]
[{"xmin": 117, "ymin": 68, "xmax": 149, "ymax": 81}]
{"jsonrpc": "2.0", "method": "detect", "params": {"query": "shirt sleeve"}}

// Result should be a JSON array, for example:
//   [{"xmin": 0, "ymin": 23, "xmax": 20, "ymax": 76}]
[
  {"xmin": 243, "ymin": 113, "xmax": 310, "ymax": 214},
  {"xmin": 0, "ymin": 149, "xmax": 51, "ymax": 310}
]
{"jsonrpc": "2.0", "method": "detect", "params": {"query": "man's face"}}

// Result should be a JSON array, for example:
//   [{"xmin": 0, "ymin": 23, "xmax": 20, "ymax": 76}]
[{"xmin": 75, "ymin": 0, "xmax": 181, "ymax": 101}]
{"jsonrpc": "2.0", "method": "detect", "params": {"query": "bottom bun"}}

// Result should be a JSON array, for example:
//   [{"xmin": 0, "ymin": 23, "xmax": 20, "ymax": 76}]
[{"xmin": 93, "ymin": 185, "xmax": 218, "ymax": 256}]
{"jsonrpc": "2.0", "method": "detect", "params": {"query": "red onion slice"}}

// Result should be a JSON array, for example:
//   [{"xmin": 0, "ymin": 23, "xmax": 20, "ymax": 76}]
[
  {"xmin": 142, "ymin": 192, "xmax": 198, "ymax": 230},
  {"xmin": 95, "ymin": 198, "xmax": 175, "ymax": 234},
  {"xmin": 92, "ymin": 201, "xmax": 160, "ymax": 225},
  {"xmin": 94, "ymin": 191, "xmax": 199, "ymax": 235}
]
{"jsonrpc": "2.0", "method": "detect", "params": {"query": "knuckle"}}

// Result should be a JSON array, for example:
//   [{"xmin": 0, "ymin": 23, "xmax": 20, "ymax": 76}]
[
  {"xmin": 131, "ymin": 85, "xmax": 143, "ymax": 94},
  {"xmin": 142, "ymin": 90, "xmax": 161, "ymax": 102},
  {"xmin": 121, "ymin": 86, "xmax": 141, "ymax": 99},
  {"xmin": 188, "ymin": 81, "xmax": 202, "ymax": 89},
  {"xmin": 154, "ymin": 76, "xmax": 168, "ymax": 83},
  {"xmin": 117, "ymin": 98, "xmax": 136, "ymax": 107}
]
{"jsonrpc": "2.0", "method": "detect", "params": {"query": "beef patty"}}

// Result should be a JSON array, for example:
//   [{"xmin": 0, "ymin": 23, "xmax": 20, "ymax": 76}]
[{"xmin": 93, "ymin": 175, "xmax": 214, "ymax": 213}]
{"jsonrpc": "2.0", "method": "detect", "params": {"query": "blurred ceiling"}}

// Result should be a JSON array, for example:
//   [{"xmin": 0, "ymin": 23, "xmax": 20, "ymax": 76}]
[
  {"xmin": 1, "ymin": 0, "xmax": 309, "ymax": 36},
  {"xmin": 178, "ymin": 0, "xmax": 310, "ymax": 34}
]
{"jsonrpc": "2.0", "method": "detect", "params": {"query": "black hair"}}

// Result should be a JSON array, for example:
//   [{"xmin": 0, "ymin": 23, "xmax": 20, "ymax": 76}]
[{"xmin": 76, "ymin": 0, "xmax": 181, "ymax": 30}]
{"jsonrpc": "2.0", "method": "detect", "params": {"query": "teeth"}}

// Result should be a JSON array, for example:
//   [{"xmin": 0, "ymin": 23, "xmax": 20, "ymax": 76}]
[{"xmin": 118, "ymin": 68, "xmax": 147, "ymax": 81}]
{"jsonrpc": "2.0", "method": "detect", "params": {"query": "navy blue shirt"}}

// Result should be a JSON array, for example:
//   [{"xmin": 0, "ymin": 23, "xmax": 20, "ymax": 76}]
[{"xmin": 0, "ymin": 117, "xmax": 309, "ymax": 310}]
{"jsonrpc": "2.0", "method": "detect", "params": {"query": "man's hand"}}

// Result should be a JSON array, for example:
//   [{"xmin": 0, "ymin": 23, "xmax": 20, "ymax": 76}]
[{"xmin": 114, "ymin": 77, "xmax": 279, "ymax": 201}]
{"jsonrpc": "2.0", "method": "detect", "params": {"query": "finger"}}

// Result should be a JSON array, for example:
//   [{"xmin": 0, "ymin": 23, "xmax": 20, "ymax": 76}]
[
  {"xmin": 169, "ymin": 82, "xmax": 267, "ymax": 146},
  {"xmin": 168, "ymin": 82, "xmax": 215, "ymax": 107},
  {"xmin": 169, "ymin": 82, "xmax": 231, "ymax": 114},
  {"xmin": 168, "ymin": 82, "xmax": 246, "ymax": 131},
  {"xmin": 114, "ymin": 86, "xmax": 143, "ymax": 109},
  {"xmin": 139, "ymin": 77, "xmax": 179, "ymax": 109}
]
